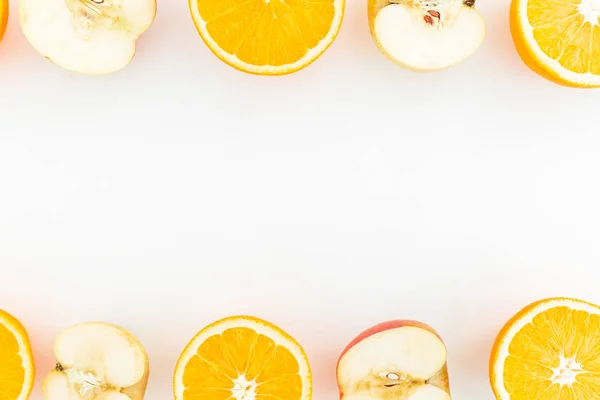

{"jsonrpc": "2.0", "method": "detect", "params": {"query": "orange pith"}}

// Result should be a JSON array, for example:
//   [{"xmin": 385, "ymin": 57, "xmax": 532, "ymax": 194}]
[
  {"xmin": 0, "ymin": 309, "xmax": 35, "ymax": 400},
  {"xmin": 189, "ymin": 0, "xmax": 344, "ymax": 75},
  {"xmin": 174, "ymin": 316, "xmax": 312, "ymax": 400},
  {"xmin": 511, "ymin": 0, "xmax": 600, "ymax": 87},
  {"xmin": 490, "ymin": 297, "xmax": 600, "ymax": 400}
]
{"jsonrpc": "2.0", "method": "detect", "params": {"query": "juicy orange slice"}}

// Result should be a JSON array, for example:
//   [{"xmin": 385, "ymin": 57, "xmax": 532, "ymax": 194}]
[
  {"xmin": 0, "ymin": 309, "xmax": 35, "ymax": 400},
  {"xmin": 173, "ymin": 315, "xmax": 312, "ymax": 400},
  {"xmin": 511, "ymin": 0, "xmax": 600, "ymax": 87},
  {"xmin": 0, "ymin": 0, "xmax": 8, "ymax": 42},
  {"xmin": 189, "ymin": 0, "xmax": 344, "ymax": 75},
  {"xmin": 490, "ymin": 297, "xmax": 600, "ymax": 400}
]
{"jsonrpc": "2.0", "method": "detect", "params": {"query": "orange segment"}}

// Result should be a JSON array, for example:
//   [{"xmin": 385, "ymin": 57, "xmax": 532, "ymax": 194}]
[
  {"xmin": 490, "ymin": 297, "xmax": 600, "ymax": 400},
  {"xmin": 173, "ymin": 316, "xmax": 312, "ymax": 400},
  {"xmin": 189, "ymin": 0, "xmax": 344, "ymax": 75},
  {"xmin": 510, "ymin": 0, "xmax": 600, "ymax": 87},
  {"xmin": 0, "ymin": 309, "xmax": 35, "ymax": 400}
]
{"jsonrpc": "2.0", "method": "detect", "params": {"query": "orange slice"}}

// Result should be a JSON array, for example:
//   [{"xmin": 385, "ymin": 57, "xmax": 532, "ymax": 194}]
[
  {"xmin": 510, "ymin": 0, "xmax": 600, "ymax": 87},
  {"xmin": 489, "ymin": 297, "xmax": 600, "ymax": 400},
  {"xmin": 0, "ymin": 0, "xmax": 8, "ymax": 42},
  {"xmin": 173, "ymin": 315, "xmax": 312, "ymax": 400},
  {"xmin": 0, "ymin": 308, "xmax": 35, "ymax": 400},
  {"xmin": 188, "ymin": 0, "xmax": 344, "ymax": 75}
]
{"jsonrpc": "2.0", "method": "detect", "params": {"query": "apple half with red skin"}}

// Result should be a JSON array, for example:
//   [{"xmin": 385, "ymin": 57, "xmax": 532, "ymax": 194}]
[
  {"xmin": 368, "ymin": 0, "xmax": 486, "ymax": 71},
  {"xmin": 337, "ymin": 320, "xmax": 451, "ymax": 400}
]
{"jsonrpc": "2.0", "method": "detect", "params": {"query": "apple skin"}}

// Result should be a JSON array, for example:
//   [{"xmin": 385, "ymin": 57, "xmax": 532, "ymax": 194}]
[
  {"xmin": 367, "ymin": 0, "xmax": 389, "ymax": 36},
  {"xmin": 367, "ymin": 0, "xmax": 396, "ymax": 68},
  {"xmin": 368, "ymin": 0, "xmax": 421, "ymax": 71},
  {"xmin": 336, "ymin": 320, "xmax": 450, "ymax": 400}
]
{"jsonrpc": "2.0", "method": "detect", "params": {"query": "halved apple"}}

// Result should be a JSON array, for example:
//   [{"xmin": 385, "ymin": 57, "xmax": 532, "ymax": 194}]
[
  {"xmin": 337, "ymin": 320, "xmax": 451, "ymax": 400},
  {"xmin": 18, "ymin": 0, "xmax": 156, "ymax": 75},
  {"xmin": 368, "ymin": 0, "xmax": 486, "ymax": 71},
  {"xmin": 42, "ymin": 322, "xmax": 149, "ymax": 400}
]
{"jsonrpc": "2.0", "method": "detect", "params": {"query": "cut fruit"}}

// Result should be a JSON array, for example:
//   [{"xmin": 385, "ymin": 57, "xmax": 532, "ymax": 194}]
[
  {"xmin": 19, "ymin": 0, "xmax": 156, "ymax": 75},
  {"xmin": 0, "ymin": 0, "xmax": 8, "ymax": 42},
  {"xmin": 188, "ymin": 0, "xmax": 345, "ymax": 75},
  {"xmin": 368, "ymin": 0, "xmax": 486, "ymax": 71},
  {"xmin": 337, "ymin": 320, "xmax": 451, "ymax": 400},
  {"xmin": 173, "ymin": 315, "xmax": 312, "ymax": 400},
  {"xmin": 510, "ymin": 0, "xmax": 600, "ymax": 87},
  {"xmin": 489, "ymin": 297, "xmax": 600, "ymax": 400},
  {"xmin": 0, "ymin": 308, "xmax": 35, "ymax": 400},
  {"xmin": 42, "ymin": 322, "xmax": 149, "ymax": 400}
]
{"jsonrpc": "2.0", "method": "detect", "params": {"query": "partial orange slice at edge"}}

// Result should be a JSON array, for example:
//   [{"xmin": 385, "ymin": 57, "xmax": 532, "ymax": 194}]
[
  {"xmin": 490, "ymin": 297, "xmax": 600, "ymax": 400},
  {"xmin": 0, "ymin": 0, "xmax": 8, "ymax": 41},
  {"xmin": 511, "ymin": 0, "xmax": 600, "ymax": 87},
  {"xmin": 0, "ymin": 309, "xmax": 35, "ymax": 400},
  {"xmin": 173, "ymin": 315, "xmax": 312, "ymax": 400}
]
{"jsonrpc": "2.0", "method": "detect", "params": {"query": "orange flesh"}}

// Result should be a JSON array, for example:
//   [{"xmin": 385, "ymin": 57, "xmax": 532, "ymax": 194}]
[
  {"xmin": 0, "ymin": 323, "xmax": 26, "ymax": 399},
  {"xmin": 502, "ymin": 305, "xmax": 600, "ymax": 399},
  {"xmin": 197, "ymin": 0, "xmax": 336, "ymax": 66},
  {"xmin": 181, "ymin": 327, "xmax": 303, "ymax": 400},
  {"xmin": 527, "ymin": 0, "xmax": 600, "ymax": 74}
]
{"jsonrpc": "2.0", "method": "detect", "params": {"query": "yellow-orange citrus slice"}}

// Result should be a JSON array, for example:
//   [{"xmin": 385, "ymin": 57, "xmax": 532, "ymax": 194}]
[
  {"xmin": 189, "ymin": 0, "xmax": 344, "ymax": 75},
  {"xmin": 0, "ymin": 308, "xmax": 35, "ymax": 400},
  {"xmin": 511, "ymin": 0, "xmax": 600, "ymax": 87},
  {"xmin": 490, "ymin": 297, "xmax": 600, "ymax": 400},
  {"xmin": 173, "ymin": 315, "xmax": 312, "ymax": 400},
  {"xmin": 0, "ymin": 0, "xmax": 8, "ymax": 42}
]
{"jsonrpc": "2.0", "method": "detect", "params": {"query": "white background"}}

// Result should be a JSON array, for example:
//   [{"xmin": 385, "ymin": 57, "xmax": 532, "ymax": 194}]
[{"xmin": 2, "ymin": 0, "xmax": 600, "ymax": 399}]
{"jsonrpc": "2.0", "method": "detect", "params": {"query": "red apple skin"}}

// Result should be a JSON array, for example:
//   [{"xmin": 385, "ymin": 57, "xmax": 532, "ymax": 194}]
[{"xmin": 336, "ymin": 320, "xmax": 450, "ymax": 400}]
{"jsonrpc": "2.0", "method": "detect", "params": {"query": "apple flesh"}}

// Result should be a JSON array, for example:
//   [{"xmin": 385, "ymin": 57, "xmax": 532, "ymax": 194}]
[
  {"xmin": 42, "ymin": 322, "xmax": 149, "ymax": 400},
  {"xmin": 19, "ymin": 0, "xmax": 156, "ymax": 75},
  {"xmin": 337, "ymin": 320, "xmax": 451, "ymax": 400},
  {"xmin": 368, "ymin": 0, "xmax": 486, "ymax": 71}
]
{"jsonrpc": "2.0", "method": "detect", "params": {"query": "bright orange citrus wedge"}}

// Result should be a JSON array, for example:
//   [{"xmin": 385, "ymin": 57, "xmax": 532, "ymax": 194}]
[
  {"xmin": 511, "ymin": 0, "xmax": 600, "ymax": 87},
  {"xmin": 490, "ymin": 297, "xmax": 600, "ymax": 400},
  {"xmin": 0, "ymin": 308, "xmax": 35, "ymax": 400},
  {"xmin": 173, "ymin": 315, "xmax": 312, "ymax": 400},
  {"xmin": 0, "ymin": 0, "xmax": 8, "ymax": 42},
  {"xmin": 189, "ymin": 0, "xmax": 344, "ymax": 75}
]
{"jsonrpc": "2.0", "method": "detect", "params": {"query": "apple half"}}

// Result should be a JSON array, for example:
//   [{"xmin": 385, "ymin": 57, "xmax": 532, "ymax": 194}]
[
  {"xmin": 42, "ymin": 322, "xmax": 149, "ymax": 400},
  {"xmin": 337, "ymin": 320, "xmax": 451, "ymax": 400},
  {"xmin": 18, "ymin": 0, "xmax": 156, "ymax": 75},
  {"xmin": 368, "ymin": 0, "xmax": 486, "ymax": 71}
]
